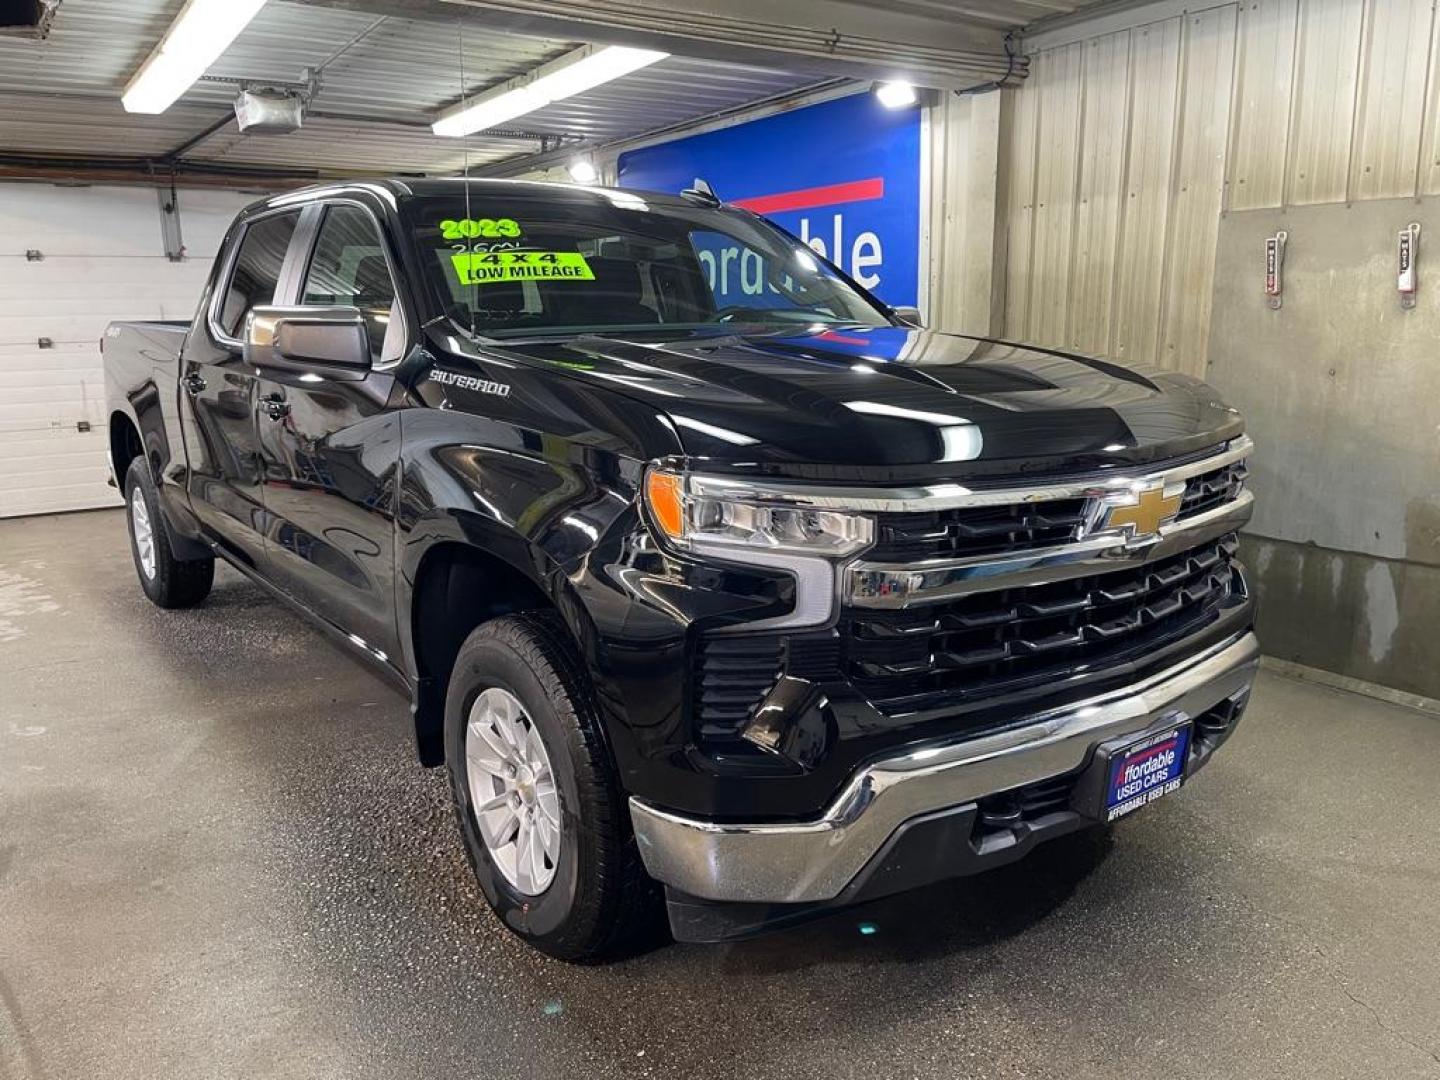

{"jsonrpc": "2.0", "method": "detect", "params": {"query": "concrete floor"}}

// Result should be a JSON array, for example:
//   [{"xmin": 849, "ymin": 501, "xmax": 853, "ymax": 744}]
[{"xmin": 2, "ymin": 509, "xmax": 1438, "ymax": 1080}]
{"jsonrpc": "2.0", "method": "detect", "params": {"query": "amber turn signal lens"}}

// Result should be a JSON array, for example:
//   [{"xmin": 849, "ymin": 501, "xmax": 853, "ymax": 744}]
[{"xmin": 645, "ymin": 470, "xmax": 685, "ymax": 540}]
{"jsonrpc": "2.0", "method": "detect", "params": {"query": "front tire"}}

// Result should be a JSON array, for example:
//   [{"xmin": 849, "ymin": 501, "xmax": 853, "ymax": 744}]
[
  {"xmin": 443, "ymin": 613, "xmax": 660, "ymax": 961},
  {"xmin": 124, "ymin": 459, "xmax": 214, "ymax": 609}
]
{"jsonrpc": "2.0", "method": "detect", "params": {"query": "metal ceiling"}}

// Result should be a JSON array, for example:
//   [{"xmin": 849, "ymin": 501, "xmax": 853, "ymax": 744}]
[
  {"xmin": 0, "ymin": 0, "xmax": 1113, "ymax": 182},
  {"xmin": 0, "ymin": 0, "xmax": 827, "ymax": 179}
]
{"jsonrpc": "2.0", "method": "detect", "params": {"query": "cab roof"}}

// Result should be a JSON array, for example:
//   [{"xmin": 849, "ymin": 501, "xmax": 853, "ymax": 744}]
[{"xmin": 255, "ymin": 177, "xmax": 703, "ymax": 216}]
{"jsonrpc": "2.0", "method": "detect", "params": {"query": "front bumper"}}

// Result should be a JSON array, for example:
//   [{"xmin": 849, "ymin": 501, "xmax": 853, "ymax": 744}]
[{"xmin": 630, "ymin": 630, "xmax": 1259, "ymax": 910}]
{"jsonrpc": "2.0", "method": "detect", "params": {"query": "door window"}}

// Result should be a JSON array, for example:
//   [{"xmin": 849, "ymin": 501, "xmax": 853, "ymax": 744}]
[
  {"xmin": 302, "ymin": 205, "xmax": 401, "ymax": 362},
  {"xmin": 217, "ymin": 211, "xmax": 301, "ymax": 338}
]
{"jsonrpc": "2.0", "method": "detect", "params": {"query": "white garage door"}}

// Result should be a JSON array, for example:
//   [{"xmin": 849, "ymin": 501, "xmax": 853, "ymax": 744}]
[{"xmin": 0, "ymin": 183, "xmax": 255, "ymax": 518}]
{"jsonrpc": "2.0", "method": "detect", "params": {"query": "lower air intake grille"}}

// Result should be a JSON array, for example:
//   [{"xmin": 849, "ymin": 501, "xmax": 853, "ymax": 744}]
[
  {"xmin": 692, "ymin": 634, "xmax": 784, "ymax": 742},
  {"xmin": 843, "ymin": 534, "xmax": 1242, "ymax": 713}
]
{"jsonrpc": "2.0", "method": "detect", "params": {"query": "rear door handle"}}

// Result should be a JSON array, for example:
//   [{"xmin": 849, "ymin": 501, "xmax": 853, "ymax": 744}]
[
  {"xmin": 260, "ymin": 394, "xmax": 291, "ymax": 421},
  {"xmin": 182, "ymin": 372, "xmax": 206, "ymax": 394}
]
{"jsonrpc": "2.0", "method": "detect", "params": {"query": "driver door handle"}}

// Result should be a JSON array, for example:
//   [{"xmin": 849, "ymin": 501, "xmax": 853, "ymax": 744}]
[
  {"xmin": 182, "ymin": 372, "xmax": 206, "ymax": 395},
  {"xmin": 260, "ymin": 393, "xmax": 291, "ymax": 421}
]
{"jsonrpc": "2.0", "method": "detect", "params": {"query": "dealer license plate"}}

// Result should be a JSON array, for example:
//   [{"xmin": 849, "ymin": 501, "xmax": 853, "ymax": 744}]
[{"xmin": 1104, "ymin": 725, "xmax": 1191, "ymax": 822}]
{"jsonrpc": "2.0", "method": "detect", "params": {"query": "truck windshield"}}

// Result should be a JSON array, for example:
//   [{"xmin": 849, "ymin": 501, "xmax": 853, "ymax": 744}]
[{"xmin": 402, "ymin": 190, "xmax": 892, "ymax": 339}]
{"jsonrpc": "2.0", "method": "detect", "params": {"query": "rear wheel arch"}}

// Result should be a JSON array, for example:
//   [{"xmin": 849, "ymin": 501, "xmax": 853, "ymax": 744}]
[{"xmin": 109, "ymin": 411, "xmax": 145, "ymax": 486}]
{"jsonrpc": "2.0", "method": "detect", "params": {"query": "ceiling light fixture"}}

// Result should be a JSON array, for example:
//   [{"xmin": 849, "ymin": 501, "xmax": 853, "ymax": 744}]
[
  {"xmin": 433, "ymin": 44, "xmax": 669, "ymax": 138},
  {"xmin": 567, "ymin": 159, "xmax": 599, "ymax": 184},
  {"xmin": 874, "ymin": 80, "xmax": 918, "ymax": 109},
  {"xmin": 122, "ymin": 0, "xmax": 268, "ymax": 114}
]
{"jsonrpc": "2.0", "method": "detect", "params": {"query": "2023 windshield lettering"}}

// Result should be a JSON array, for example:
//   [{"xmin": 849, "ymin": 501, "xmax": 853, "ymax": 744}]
[{"xmin": 439, "ymin": 217, "xmax": 522, "ymax": 240}]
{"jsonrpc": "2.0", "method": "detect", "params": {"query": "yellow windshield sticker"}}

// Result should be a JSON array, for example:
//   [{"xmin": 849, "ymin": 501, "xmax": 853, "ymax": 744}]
[
  {"xmin": 450, "ymin": 250, "xmax": 595, "ymax": 285},
  {"xmin": 439, "ymin": 217, "xmax": 521, "ymax": 240}
]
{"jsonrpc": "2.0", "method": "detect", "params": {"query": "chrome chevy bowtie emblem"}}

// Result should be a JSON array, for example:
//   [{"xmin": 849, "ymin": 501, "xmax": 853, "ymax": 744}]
[{"xmin": 1094, "ymin": 482, "xmax": 1185, "ymax": 543}]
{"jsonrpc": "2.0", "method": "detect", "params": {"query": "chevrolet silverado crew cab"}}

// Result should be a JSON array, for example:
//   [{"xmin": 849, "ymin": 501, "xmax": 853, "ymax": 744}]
[{"xmin": 104, "ymin": 178, "xmax": 1257, "ymax": 959}]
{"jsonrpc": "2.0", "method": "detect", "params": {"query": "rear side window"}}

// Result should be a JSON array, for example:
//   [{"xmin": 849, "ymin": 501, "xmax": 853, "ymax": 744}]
[
  {"xmin": 301, "ymin": 205, "xmax": 398, "ymax": 360},
  {"xmin": 218, "ymin": 211, "xmax": 300, "ymax": 338}
]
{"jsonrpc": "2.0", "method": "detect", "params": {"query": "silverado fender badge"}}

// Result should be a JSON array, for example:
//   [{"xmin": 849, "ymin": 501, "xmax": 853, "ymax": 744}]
[{"xmin": 430, "ymin": 369, "xmax": 511, "ymax": 397}]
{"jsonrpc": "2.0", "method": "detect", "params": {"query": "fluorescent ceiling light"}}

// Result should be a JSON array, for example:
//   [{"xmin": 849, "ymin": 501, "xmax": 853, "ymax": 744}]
[
  {"xmin": 434, "ymin": 44, "xmax": 669, "ymax": 138},
  {"xmin": 568, "ymin": 159, "xmax": 599, "ymax": 184},
  {"xmin": 122, "ymin": 0, "xmax": 267, "ymax": 114},
  {"xmin": 874, "ymin": 81, "xmax": 918, "ymax": 109}
]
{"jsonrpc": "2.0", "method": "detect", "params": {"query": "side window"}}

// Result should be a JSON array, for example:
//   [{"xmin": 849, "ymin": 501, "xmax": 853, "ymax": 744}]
[
  {"xmin": 218, "ymin": 211, "xmax": 301, "ymax": 338},
  {"xmin": 302, "ymin": 205, "xmax": 399, "ymax": 361}
]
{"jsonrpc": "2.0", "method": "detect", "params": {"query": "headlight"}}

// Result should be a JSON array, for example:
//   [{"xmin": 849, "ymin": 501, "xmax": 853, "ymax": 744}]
[{"xmin": 644, "ymin": 468, "xmax": 873, "ymax": 557}]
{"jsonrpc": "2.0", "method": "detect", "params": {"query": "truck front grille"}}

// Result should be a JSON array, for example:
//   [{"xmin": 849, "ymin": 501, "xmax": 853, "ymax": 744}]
[
  {"xmin": 842, "ymin": 534, "xmax": 1242, "ymax": 712},
  {"xmin": 865, "ymin": 450, "xmax": 1247, "ymax": 564},
  {"xmin": 1178, "ymin": 459, "xmax": 1248, "ymax": 519},
  {"xmin": 869, "ymin": 498, "xmax": 1090, "ymax": 562}
]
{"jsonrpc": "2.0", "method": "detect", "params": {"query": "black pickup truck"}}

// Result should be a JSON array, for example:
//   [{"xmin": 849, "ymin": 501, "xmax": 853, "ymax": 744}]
[{"xmin": 104, "ymin": 178, "xmax": 1258, "ymax": 959}]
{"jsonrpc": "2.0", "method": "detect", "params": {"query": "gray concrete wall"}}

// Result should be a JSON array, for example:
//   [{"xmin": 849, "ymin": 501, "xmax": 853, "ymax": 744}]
[{"xmin": 1209, "ymin": 198, "xmax": 1440, "ymax": 699}]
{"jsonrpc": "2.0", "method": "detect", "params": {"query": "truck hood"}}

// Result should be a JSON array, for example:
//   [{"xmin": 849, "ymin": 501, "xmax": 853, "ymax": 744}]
[{"xmin": 475, "ymin": 325, "xmax": 1244, "ymax": 481}]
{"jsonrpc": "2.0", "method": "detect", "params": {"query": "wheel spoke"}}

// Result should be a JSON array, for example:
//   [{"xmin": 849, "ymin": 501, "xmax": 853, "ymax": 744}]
[
  {"xmin": 472, "ymin": 791, "xmax": 511, "ymax": 814},
  {"xmin": 514, "ymin": 818, "xmax": 535, "ymax": 893},
  {"xmin": 464, "ymin": 687, "xmax": 560, "ymax": 897},
  {"xmin": 537, "ymin": 814, "xmax": 559, "ymax": 860},
  {"xmin": 529, "ymin": 817, "xmax": 549, "ymax": 881},
  {"xmin": 536, "ymin": 783, "xmax": 560, "ymax": 828},
  {"xmin": 488, "ymin": 808, "xmax": 520, "ymax": 849},
  {"xmin": 508, "ymin": 712, "xmax": 530, "ymax": 758},
  {"xmin": 475, "ymin": 719, "xmax": 513, "ymax": 765},
  {"xmin": 466, "ymin": 747, "xmax": 508, "ymax": 779}
]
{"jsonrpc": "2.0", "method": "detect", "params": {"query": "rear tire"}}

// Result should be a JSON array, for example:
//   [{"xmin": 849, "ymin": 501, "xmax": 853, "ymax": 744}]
[
  {"xmin": 124, "ymin": 459, "xmax": 214, "ymax": 609},
  {"xmin": 444, "ymin": 612, "xmax": 661, "ymax": 961}
]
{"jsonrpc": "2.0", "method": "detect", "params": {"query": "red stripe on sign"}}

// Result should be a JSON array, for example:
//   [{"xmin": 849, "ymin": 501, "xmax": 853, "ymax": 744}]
[{"xmin": 732, "ymin": 177, "xmax": 885, "ymax": 215}]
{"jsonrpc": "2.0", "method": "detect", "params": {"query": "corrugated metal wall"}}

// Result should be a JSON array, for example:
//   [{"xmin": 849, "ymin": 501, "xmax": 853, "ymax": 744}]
[{"xmin": 1002, "ymin": 0, "xmax": 1440, "ymax": 375}]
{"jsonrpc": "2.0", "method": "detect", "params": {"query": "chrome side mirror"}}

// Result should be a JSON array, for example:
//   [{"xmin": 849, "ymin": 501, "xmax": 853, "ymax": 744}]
[
  {"xmin": 891, "ymin": 305, "xmax": 924, "ymax": 328},
  {"xmin": 244, "ymin": 305, "xmax": 371, "ymax": 380}
]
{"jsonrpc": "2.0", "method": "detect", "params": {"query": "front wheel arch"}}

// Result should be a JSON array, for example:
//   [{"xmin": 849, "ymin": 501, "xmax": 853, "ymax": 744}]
[{"xmin": 403, "ymin": 530, "xmax": 596, "ymax": 767}]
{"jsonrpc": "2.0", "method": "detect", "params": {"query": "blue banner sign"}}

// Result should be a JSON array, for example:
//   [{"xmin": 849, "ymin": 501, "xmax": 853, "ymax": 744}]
[{"xmin": 617, "ymin": 92, "xmax": 922, "ymax": 306}]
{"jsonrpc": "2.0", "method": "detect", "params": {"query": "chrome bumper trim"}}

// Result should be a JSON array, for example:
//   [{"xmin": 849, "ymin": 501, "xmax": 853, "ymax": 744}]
[
  {"xmin": 847, "ymin": 489, "xmax": 1253, "ymax": 609},
  {"xmin": 630, "ymin": 631, "xmax": 1260, "ymax": 904}
]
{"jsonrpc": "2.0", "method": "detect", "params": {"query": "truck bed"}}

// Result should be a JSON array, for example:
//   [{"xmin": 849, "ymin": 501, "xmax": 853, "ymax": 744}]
[{"xmin": 103, "ymin": 320, "xmax": 188, "ymax": 393}]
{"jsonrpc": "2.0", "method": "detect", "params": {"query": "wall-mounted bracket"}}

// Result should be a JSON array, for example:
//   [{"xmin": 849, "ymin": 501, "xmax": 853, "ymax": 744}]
[
  {"xmin": 1398, "ymin": 222, "xmax": 1420, "ymax": 310},
  {"xmin": 1264, "ymin": 230, "xmax": 1287, "ymax": 310},
  {"xmin": 156, "ymin": 183, "xmax": 185, "ymax": 262},
  {"xmin": 25, "ymin": 249, "xmax": 43, "ymax": 261}
]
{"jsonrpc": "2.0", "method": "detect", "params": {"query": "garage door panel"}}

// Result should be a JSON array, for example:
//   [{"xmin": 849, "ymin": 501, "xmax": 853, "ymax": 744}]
[
  {"xmin": 0, "ymin": 315, "xmax": 138, "ymax": 348},
  {"xmin": 0, "ymin": 343, "xmax": 102, "ymax": 366},
  {"xmin": 1, "ymin": 483, "xmax": 121, "ymax": 518},
  {"xmin": 0, "ymin": 186, "xmax": 250, "ymax": 260},
  {"xmin": 0, "ymin": 395, "xmax": 109, "ymax": 428},
  {"xmin": 0, "ymin": 186, "xmax": 162, "ymax": 256},
  {"xmin": 0, "ymin": 371, "xmax": 105, "ymax": 394},
  {"xmin": 0, "ymin": 427, "xmax": 119, "ymax": 518},
  {"xmin": 0, "ymin": 452, "xmax": 111, "ymax": 486},
  {"xmin": 0, "ymin": 264, "xmax": 210, "ymax": 306}
]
